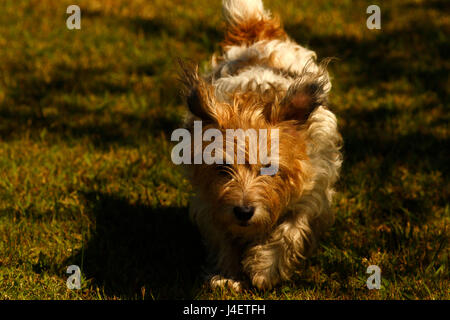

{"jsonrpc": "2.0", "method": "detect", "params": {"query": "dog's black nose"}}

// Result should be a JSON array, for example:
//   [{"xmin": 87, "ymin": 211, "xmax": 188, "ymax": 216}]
[{"xmin": 233, "ymin": 206, "xmax": 255, "ymax": 221}]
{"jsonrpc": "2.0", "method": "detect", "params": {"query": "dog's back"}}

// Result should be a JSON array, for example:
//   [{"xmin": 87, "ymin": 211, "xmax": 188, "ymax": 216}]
[{"xmin": 211, "ymin": 0, "xmax": 330, "ymax": 103}]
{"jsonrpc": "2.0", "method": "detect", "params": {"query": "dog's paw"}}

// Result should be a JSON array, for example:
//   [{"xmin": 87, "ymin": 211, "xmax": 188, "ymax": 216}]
[
  {"xmin": 209, "ymin": 275, "xmax": 243, "ymax": 292},
  {"xmin": 250, "ymin": 270, "xmax": 275, "ymax": 290}
]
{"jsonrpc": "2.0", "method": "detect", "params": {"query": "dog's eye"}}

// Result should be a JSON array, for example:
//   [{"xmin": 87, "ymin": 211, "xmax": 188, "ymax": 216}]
[{"xmin": 259, "ymin": 163, "xmax": 278, "ymax": 176}]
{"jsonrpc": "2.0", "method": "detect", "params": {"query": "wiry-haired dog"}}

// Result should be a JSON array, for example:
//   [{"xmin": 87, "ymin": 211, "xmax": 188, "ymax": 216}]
[{"xmin": 178, "ymin": 0, "xmax": 342, "ymax": 290}]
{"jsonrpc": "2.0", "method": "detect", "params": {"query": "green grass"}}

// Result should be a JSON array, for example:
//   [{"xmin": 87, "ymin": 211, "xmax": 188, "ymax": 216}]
[{"xmin": 0, "ymin": 0, "xmax": 448, "ymax": 300}]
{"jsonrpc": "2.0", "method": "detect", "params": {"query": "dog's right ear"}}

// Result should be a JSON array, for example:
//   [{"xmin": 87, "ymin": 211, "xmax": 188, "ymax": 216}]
[
  {"xmin": 274, "ymin": 59, "xmax": 331, "ymax": 125},
  {"xmin": 178, "ymin": 59, "xmax": 216, "ymax": 122}
]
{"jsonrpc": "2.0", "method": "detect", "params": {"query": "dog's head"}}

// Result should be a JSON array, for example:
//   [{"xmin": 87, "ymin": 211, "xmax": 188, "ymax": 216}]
[{"xmin": 179, "ymin": 62, "xmax": 328, "ymax": 239}]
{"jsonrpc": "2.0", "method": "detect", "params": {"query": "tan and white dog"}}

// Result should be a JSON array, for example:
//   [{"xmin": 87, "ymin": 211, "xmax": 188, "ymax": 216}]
[{"xmin": 179, "ymin": 0, "xmax": 342, "ymax": 290}]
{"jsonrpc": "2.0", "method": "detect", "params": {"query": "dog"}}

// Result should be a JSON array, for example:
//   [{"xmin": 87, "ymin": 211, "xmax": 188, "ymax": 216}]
[{"xmin": 178, "ymin": 0, "xmax": 342, "ymax": 290}]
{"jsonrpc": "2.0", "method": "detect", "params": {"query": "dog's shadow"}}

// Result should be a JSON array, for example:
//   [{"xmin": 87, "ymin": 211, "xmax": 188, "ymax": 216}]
[{"xmin": 65, "ymin": 192, "xmax": 206, "ymax": 299}]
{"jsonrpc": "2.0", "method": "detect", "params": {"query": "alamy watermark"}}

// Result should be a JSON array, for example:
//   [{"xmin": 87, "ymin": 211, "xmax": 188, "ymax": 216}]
[
  {"xmin": 66, "ymin": 5, "xmax": 81, "ymax": 30},
  {"xmin": 366, "ymin": 5, "xmax": 381, "ymax": 30},
  {"xmin": 66, "ymin": 5, "xmax": 381, "ymax": 31},
  {"xmin": 366, "ymin": 265, "xmax": 381, "ymax": 289},
  {"xmin": 171, "ymin": 121, "xmax": 280, "ymax": 176},
  {"xmin": 66, "ymin": 265, "xmax": 81, "ymax": 290}
]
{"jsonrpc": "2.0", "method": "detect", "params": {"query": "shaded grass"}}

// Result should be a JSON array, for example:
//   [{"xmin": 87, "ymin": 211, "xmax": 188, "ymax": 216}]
[
  {"xmin": 0, "ymin": 0, "xmax": 448, "ymax": 299},
  {"xmin": 66, "ymin": 193, "xmax": 206, "ymax": 299}
]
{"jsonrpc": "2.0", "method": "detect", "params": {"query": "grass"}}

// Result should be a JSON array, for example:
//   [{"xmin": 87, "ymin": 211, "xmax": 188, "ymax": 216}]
[{"xmin": 0, "ymin": 0, "xmax": 448, "ymax": 300}]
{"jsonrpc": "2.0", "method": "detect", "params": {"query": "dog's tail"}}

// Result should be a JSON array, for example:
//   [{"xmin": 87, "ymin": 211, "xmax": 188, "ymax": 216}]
[{"xmin": 222, "ymin": 0, "xmax": 287, "ymax": 47}]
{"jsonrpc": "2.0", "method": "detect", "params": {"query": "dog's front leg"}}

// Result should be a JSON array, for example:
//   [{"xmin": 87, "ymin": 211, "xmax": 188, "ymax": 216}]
[
  {"xmin": 209, "ymin": 241, "xmax": 244, "ymax": 291},
  {"xmin": 242, "ymin": 215, "xmax": 318, "ymax": 290}
]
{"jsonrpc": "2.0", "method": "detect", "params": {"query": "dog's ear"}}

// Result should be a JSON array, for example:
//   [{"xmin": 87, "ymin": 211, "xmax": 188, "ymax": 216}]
[
  {"xmin": 178, "ymin": 60, "xmax": 216, "ymax": 122},
  {"xmin": 277, "ymin": 63, "xmax": 330, "ymax": 124}
]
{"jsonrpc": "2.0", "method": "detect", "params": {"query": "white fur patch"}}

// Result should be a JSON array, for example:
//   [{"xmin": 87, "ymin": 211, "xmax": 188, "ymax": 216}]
[
  {"xmin": 214, "ymin": 66, "xmax": 291, "ymax": 102},
  {"xmin": 211, "ymin": 39, "xmax": 331, "ymax": 102},
  {"xmin": 222, "ymin": 0, "xmax": 271, "ymax": 25}
]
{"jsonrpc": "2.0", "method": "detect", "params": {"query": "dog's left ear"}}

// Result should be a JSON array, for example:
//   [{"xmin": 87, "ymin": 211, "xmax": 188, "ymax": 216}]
[
  {"xmin": 178, "ymin": 59, "xmax": 216, "ymax": 122},
  {"xmin": 276, "ymin": 64, "xmax": 330, "ymax": 124}
]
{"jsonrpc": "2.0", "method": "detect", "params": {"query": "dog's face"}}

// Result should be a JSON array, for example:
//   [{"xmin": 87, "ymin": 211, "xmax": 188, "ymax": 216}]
[
  {"xmin": 190, "ymin": 121, "xmax": 309, "ymax": 239},
  {"xmin": 180, "ymin": 63, "xmax": 328, "ymax": 239}
]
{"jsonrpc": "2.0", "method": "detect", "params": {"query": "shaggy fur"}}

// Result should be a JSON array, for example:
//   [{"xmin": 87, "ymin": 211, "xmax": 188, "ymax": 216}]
[{"xmin": 179, "ymin": 0, "xmax": 342, "ymax": 290}]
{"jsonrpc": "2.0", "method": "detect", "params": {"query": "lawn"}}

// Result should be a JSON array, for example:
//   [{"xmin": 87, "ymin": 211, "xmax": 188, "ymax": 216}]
[{"xmin": 0, "ymin": 0, "xmax": 448, "ymax": 299}]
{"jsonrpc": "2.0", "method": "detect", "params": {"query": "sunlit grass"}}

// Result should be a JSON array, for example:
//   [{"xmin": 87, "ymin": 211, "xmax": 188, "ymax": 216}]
[{"xmin": 0, "ymin": 0, "xmax": 448, "ymax": 299}]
